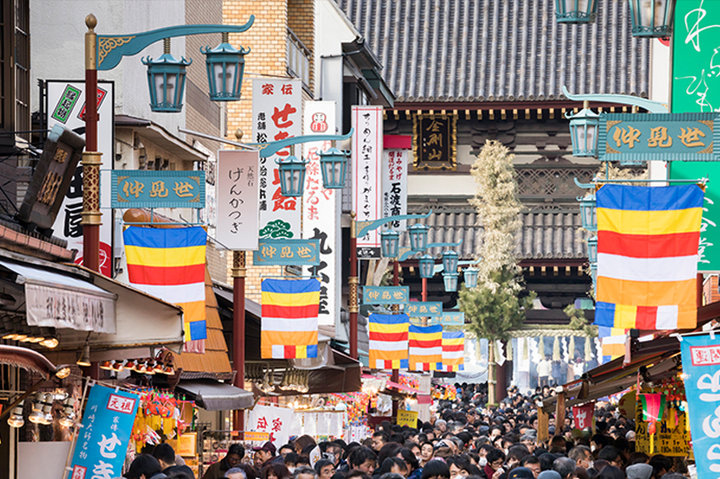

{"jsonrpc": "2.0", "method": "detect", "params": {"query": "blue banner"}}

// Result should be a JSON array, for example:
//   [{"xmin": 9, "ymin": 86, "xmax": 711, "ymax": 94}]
[
  {"xmin": 430, "ymin": 311, "xmax": 465, "ymax": 326},
  {"xmin": 363, "ymin": 286, "xmax": 410, "ymax": 304},
  {"xmin": 68, "ymin": 384, "xmax": 140, "ymax": 479},
  {"xmin": 111, "ymin": 170, "xmax": 205, "ymax": 208},
  {"xmin": 680, "ymin": 333, "xmax": 720, "ymax": 474},
  {"xmin": 404, "ymin": 302, "xmax": 443, "ymax": 317},
  {"xmin": 252, "ymin": 239, "xmax": 321, "ymax": 266}
]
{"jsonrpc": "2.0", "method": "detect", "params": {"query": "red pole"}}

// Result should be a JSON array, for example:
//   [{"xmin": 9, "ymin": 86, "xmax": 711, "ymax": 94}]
[
  {"xmin": 82, "ymin": 15, "xmax": 101, "ymax": 273},
  {"xmin": 349, "ymin": 215, "xmax": 359, "ymax": 359},
  {"xmin": 422, "ymin": 277, "xmax": 427, "ymax": 302},
  {"xmin": 232, "ymin": 251, "xmax": 246, "ymax": 431},
  {"xmin": 391, "ymin": 260, "xmax": 400, "ymax": 418}
]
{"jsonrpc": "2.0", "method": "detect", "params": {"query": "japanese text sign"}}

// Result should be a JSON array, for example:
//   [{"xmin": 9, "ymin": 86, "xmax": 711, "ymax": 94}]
[
  {"xmin": 217, "ymin": 150, "xmax": 259, "ymax": 250},
  {"xmin": 68, "ymin": 384, "xmax": 139, "ymax": 479},
  {"xmin": 246, "ymin": 404, "xmax": 295, "ymax": 446},
  {"xmin": 352, "ymin": 106, "xmax": 383, "ymax": 258},
  {"xmin": 404, "ymin": 302, "xmax": 443, "ymax": 317},
  {"xmin": 680, "ymin": 333, "xmax": 720, "ymax": 466},
  {"xmin": 635, "ymin": 397, "xmax": 689, "ymax": 457},
  {"xmin": 252, "ymin": 78, "xmax": 302, "ymax": 238},
  {"xmin": 26, "ymin": 282, "xmax": 116, "ymax": 333},
  {"xmin": 111, "ymin": 171, "xmax": 205, "ymax": 208},
  {"xmin": 252, "ymin": 239, "xmax": 321, "ymax": 266},
  {"xmin": 397, "ymin": 409, "xmax": 418, "ymax": 428},
  {"xmin": 362, "ymin": 286, "xmax": 410, "ymax": 304},
  {"xmin": 430, "ymin": 311, "xmax": 465, "ymax": 326},
  {"xmin": 382, "ymin": 149, "xmax": 408, "ymax": 231},
  {"xmin": 46, "ymin": 80, "xmax": 114, "ymax": 277},
  {"xmin": 572, "ymin": 403, "xmax": 595, "ymax": 430},
  {"xmin": 303, "ymin": 101, "xmax": 341, "ymax": 327},
  {"xmin": 413, "ymin": 114, "xmax": 457, "ymax": 170},
  {"xmin": 598, "ymin": 113, "xmax": 720, "ymax": 163}
]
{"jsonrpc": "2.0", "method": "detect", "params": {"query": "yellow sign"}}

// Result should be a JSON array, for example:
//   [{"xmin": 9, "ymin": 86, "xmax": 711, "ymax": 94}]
[
  {"xmin": 176, "ymin": 432, "xmax": 197, "ymax": 457},
  {"xmin": 397, "ymin": 410, "xmax": 418, "ymax": 428},
  {"xmin": 244, "ymin": 431, "xmax": 271, "ymax": 442},
  {"xmin": 635, "ymin": 395, "xmax": 690, "ymax": 457}
]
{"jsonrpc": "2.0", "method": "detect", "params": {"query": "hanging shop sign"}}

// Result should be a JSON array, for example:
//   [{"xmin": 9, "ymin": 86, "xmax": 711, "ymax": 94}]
[
  {"xmin": 680, "ymin": 333, "xmax": 720, "ymax": 466},
  {"xmin": 413, "ymin": 113, "xmax": 457, "ymax": 171},
  {"xmin": 303, "ymin": 101, "xmax": 341, "ymax": 327},
  {"xmin": 253, "ymin": 78, "xmax": 302, "ymax": 238},
  {"xmin": 404, "ymin": 302, "xmax": 443, "ymax": 317},
  {"xmin": 68, "ymin": 384, "xmax": 140, "ymax": 479},
  {"xmin": 397, "ymin": 409, "xmax": 418, "ymax": 428},
  {"xmin": 430, "ymin": 311, "xmax": 465, "ymax": 326},
  {"xmin": 246, "ymin": 405, "xmax": 295, "ymax": 446},
  {"xmin": 634, "ymin": 391, "xmax": 689, "ymax": 457},
  {"xmin": 252, "ymin": 239, "xmax": 321, "ymax": 266},
  {"xmin": 572, "ymin": 402, "xmax": 595, "ymax": 430},
  {"xmin": 217, "ymin": 150, "xmax": 260, "ymax": 250},
  {"xmin": 46, "ymin": 80, "xmax": 114, "ymax": 277},
  {"xmin": 352, "ymin": 105, "xmax": 383, "ymax": 258},
  {"xmin": 598, "ymin": 113, "xmax": 720, "ymax": 163},
  {"xmin": 26, "ymin": 283, "xmax": 116, "ymax": 333},
  {"xmin": 362, "ymin": 286, "xmax": 410, "ymax": 305},
  {"xmin": 382, "ymin": 148, "xmax": 408, "ymax": 231},
  {"xmin": 111, "ymin": 171, "xmax": 205, "ymax": 209}
]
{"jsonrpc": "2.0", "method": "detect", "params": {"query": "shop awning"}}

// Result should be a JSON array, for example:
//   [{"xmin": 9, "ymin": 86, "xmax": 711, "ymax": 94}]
[{"xmin": 176, "ymin": 380, "xmax": 254, "ymax": 410}]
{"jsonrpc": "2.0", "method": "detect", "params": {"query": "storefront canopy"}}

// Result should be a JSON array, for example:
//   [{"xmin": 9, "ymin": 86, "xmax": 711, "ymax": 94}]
[{"xmin": 176, "ymin": 380, "xmax": 254, "ymax": 410}]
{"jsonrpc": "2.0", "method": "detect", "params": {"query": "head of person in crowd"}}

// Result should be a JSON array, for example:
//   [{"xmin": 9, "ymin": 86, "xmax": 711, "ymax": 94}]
[
  {"xmin": 624, "ymin": 462, "xmax": 653, "ymax": 479},
  {"xmin": 226, "ymin": 468, "xmax": 247, "ymax": 479},
  {"xmin": 508, "ymin": 467, "xmax": 535, "ymax": 479},
  {"xmin": 505, "ymin": 445, "xmax": 529, "ymax": 470},
  {"xmin": 124, "ymin": 454, "xmax": 165, "ymax": 479},
  {"xmin": 376, "ymin": 457, "xmax": 408, "ymax": 477},
  {"xmin": 326, "ymin": 443, "xmax": 344, "ymax": 467},
  {"xmin": 420, "ymin": 442, "xmax": 434, "ymax": 465},
  {"xmin": 379, "ymin": 473, "xmax": 405, "ymax": 479},
  {"xmin": 279, "ymin": 445, "xmax": 295, "ymax": 458},
  {"xmin": 567, "ymin": 446, "xmax": 592, "ymax": 471},
  {"xmin": 396, "ymin": 447, "xmax": 420, "ymax": 475},
  {"xmin": 314, "ymin": 459, "xmax": 336, "ymax": 479},
  {"xmin": 295, "ymin": 436, "xmax": 318, "ymax": 455},
  {"xmin": 345, "ymin": 470, "xmax": 370, "ymax": 479},
  {"xmin": 297, "ymin": 456, "xmax": 311, "ymax": 468},
  {"xmin": 348, "ymin": 446, "xmax": 377, "ymax": 476},
  {"xmin": 420, "ymin": 460, "xmax": 450, "ymax": 479},
  {"xmin": 484, "ymin": 448, "xmax": 506, "ymax": 476},
  {"xmin": 372, "ymin": 431, "xmax": 390, "ymax": 452},
  {"xmin": 262, "ymin": 463, "xmax": 291, "ymax": 479},
  {"xmin": 254, "ymin": 442, "xmax": 278, "ymax": 467},
  {"xmin": 284, "ymin": 452, "xmax": 300, "ymax": 472},
  {"xmin": 537, "ymin": 471, "xmax": 561, "ymax": 479},
  {"xmin": 595, "ymin": 465, "xmax": 624, "ymax": 479},
  {"xmin": 292, "ymin": 466, "xmax": 317, "ymax": 479},
  {"xmin": 520, "ymin": 455, "xmax": 541, "ymax": 478},
  {"xmin": 596, "ymin": 446, "xmax": 622, "ymax": 469},
  {"xmin": 649, "ymin": 454, "xmax": 674, "ymax": 478},
  {"xmin": 552, "ymin": 457, "xmax": 575, "ymax": 479}
]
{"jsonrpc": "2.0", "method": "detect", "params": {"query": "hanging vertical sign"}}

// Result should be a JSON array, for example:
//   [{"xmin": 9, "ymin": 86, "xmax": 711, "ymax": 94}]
[
  {"xmin": 217, "ymin": 150, "xmax": 260, "ymax": 250},
  {"xmin": 680, "ymin": 333, "xmax": 720, "ymax": 469},
  {"xmin": 46, "ymin": 80, "xmax": 114, "ymax": 277},
  {"xmin": 252, "ymin": 78, "xmax": 302, "ymax": 239},
  {"xmin": 352, "ymin": 106, "xmax": 383, "ymax": 258},
  {"xmin": 303, "ymin": 101, "xmax": 340, "ymax": 327},
  {"xmin": 68, "ymin": 384, "xmax": 140, "ymax": 479},
  {"xmin": 382, "ymin": 148, "xmax": 408, "ymax": 231}
]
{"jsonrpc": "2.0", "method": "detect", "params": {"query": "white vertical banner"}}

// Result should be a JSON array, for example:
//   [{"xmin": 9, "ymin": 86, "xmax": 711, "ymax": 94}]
[
  {"xmin": 382, "ymin": 149, "xmax": 408, "ymax": 231},
  {"xmin": 46, "ymin": 80, "xmax": 114, "ymax": 276},
  {"xmin": 303, "ymin": 101, "xmax": 340, "ymax": 327},
  {"xmin": 252, "ymin": 78, "xmax": 302, "ymax": 238},
  {"xmin": 352, "ymin": 106, "xmax": 383, "ymax": 258},
  {"xmin": 216, "ymin": 150, "xmax": 260, "ymax": 250}
]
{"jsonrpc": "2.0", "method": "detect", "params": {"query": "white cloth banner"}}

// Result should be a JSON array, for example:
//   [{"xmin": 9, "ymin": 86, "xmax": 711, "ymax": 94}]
[
  {"xmin": 216, "ymin": 150, "xmax": 259, "ymax": 250},
  {"xmin": 518, "ymin": 337, "xmax": 530, "ymax": 373},
  {"xmin": 252, "ymin": 78, "xmax": 302, "ymax": 239},
  {"xmin": 382, "ymin": 149, "xmax": 408, "ymax": 231},
  {"xmin": 25, "ymin": 283, "xmax": 116, "ymax": 333},
  {"xmin": 246, "ymin": 405, "xmax": 296, "ymax": 446},
  {"xmin": 352, "ymin": 106, "xmax": 383, "ymax": 258},
  {"xmin": 495, "ymin": 340, "xmax": 505, "ymax": 366}
]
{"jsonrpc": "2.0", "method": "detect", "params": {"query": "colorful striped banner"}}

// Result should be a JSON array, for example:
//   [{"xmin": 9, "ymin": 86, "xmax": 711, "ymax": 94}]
[
  {"xmin": 441, "ymin": 331, "xmax": 464, "ymax": 372},
  {"xmin": 261, "ymin": 278, "xmax": 320, "ymax": 359},
  {"xmin": 598, "ymin": 326, "xmax": 625, "ymax": 360},
  {"xmin": 408, "ymin": 324, "xmax": 442, "ymax": 371},
  {"xmin": 369, "ymin": 314, "xmax": 409, "ymax": 369},
  {"xmin": 595, "ymin": 184, "xmax": 703, "ymax": 330},
  {"xmin": 124, "ymin": 226, "xmax": 207, "ymax": 343}
]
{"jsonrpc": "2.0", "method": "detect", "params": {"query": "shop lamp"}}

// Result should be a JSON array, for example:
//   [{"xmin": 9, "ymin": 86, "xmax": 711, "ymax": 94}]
[
  {"xmin": 202, "ymin": 32, "xmax": 249, "ymax": 101},
  {"xmin": 579, "ymin": 193, "xmax": 597, "ymax": 232},
  {"xmin": 319, "ymin": 147, "xmax": 350, "ymax": 189},
  {"xmin": 111, "ymin": 360, "xmax": 125, "ymax": 372},
  {"xmin": 443, "ymin": 273, "xmax": 459, "ymax": 292},
  {"xmin": 442, "ymin": 250, "xmax": 459, "ymax": 273},
  {"xmin": 41, "ymin": 396, "xmax": 53, "ymax": 425},
  {"xmin": 27, "ymin": 336, "xmax": 44, "ymax": 343},
  {"xmin": 567, "ymin": 102, "xmax": 599, "ymax": 158},
  {"xmin": 555, "ymin": 0, "xmax": 597, "ymax": 23},
  {"xmin": 463, "ymin": 267, "xmax": 479, "ymax": 289},
  {"xmin": 125, "ymin": 359, "xmax": 136, "ymax": 371},
  {"xmin": 13, "ymin": 334, "xmax": 27, "ymax": 342},
  {"xmin": 40, "ymin": 337, "xmax": 58, "ymax": 348},
  {"xmin": 145, "ymin": 361, "xmax": 157, "ymax": 375},
  {"xmin": 408, "ymin": 223, "xmax": 429, "ymax": 252},
  {"xmin": 153, "ymin": 361, "xmax": 165, "ymax": 374},
  {"xmin": 142, "ymin": 38, "xmax": 192, "ymax": 113},
  {"xmin": 276, "ymin": 155, "xmax": 308, "ymax": 197},
  {"xmin": 419, "ymin": 254, "xmax": 435, "ymax": 279},
  {"xmin": 99, "ymin": 360, "xmax": 113, "ymax": 370},
  {"xmin": 587, "ymin": 236, "xmax": 598, "ymax": 263},
  {"xmin": 7, "ymin": 401, "xmax": 24, "ymax": 428},
  {"xmin": 380, "ymin": 229, "xmax": 400, "ymax": 258},
  {"xmin": 76, "ymin": 345, "xmax": 91, "ymax": 367},
  {"xmin": 162, "ymin": 364, "xmax": 175, "ymax": 375},
  {"xmin": 59, "ymin": 398, "xmax": 76, "ymax": 428},
  {"xmin": 629, "ymin": 0, "xmax": 675, "ymax": 37},
  {"xmin": 27, "ymin": 394, "xmax": 45, "ymax": 425},
  {"xmin": 55, "ymin": 366, "xmax": 71, "ymax": 379},
  {"xmin": 1, "ymin": 333, "xmax": 17, "ymax": 340}
]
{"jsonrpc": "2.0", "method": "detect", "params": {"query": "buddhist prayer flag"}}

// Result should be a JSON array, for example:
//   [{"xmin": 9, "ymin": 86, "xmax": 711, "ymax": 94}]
[
  {"xmin": 441, "ymin": 331, "xmax": 464, "ymax": 372},
  {"xmin": 408, "ymin": 323, "xmax": 442, "ymax": 371},
  {"xmin": 598, "ymin": 326, "xmax": 625, "ymax": 360},
  {"xmin": 261, "ymin": 278, "xmax": 320, "ymax": 359},
  {"xmin": 124, "ymin": 226, "xmax": 207, "ymax": 342},
  {"xmin": 595, "ymin": 184, "xmax": 703, "ymax": 330},
  {"xmin": 369, "ymin": 313, "xmax": 409, "ymax": 369}
]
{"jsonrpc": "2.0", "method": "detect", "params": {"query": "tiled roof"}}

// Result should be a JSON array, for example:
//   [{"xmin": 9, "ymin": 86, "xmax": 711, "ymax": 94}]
[
  {"xmin": 402, "ymin": 208, "xmax": 589, "ymax": 260},
  {"xmin": 336, "ymin": 0, "xmax": 650, "ymax": 103}
]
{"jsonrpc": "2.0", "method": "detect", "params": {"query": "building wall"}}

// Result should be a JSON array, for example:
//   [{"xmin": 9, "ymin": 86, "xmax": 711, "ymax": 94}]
[{"xmin": 288, "ymin": 0, "xmax": 314, "ymax": 86}]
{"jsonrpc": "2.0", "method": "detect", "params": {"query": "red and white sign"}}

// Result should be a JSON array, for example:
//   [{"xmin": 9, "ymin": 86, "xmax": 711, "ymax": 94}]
[
  {"xmin": 252, "ymin": 79, "xmax": 302, "ymax": 238},
  {"xmin": 303, "ymin": 101, "xmax": 340, "ymax": 327},
  {"xmin": 217, "ymin": 150, "xmax": 260, "ymax": 250},
  {"xmin": 107, "ymin": 394, "xmax": 136, "ymax": 414},
  {"xmin": 690, "ymin": 344, "xmax": 720, "ymax": 366},
  {"xmin": 246, "ymin": 405, "xmax": 296, "ymax": 447},
  {"xmin": 572, "ymin": 402, "xmax": 595, "ymax": 430},
  {"xmin": 382, "ymin": 149, "xmax": 408, "ymax": 232},
  {"xmin": 352, "ymin": 106, "xmax": 383, "ymax": 258}
]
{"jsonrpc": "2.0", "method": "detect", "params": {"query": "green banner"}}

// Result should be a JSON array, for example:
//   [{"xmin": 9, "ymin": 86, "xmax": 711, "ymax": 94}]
[{"xmin": 670, "ymin": 0, "xmax": 720, "ymax": 271}]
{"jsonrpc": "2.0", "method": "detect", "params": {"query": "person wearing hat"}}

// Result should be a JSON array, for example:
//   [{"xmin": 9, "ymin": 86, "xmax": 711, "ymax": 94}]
[
  {"xmin": 507, "ymin": 467, "xmax": 535, "ymax": 479},
  {"xmin": 253, "ymin": 441, "xmax": 278, "ymax": 468},
  {"xmin": 625, "ymin": 463, "xmax": 653, "ymax": 479},
  {"xmin": 124, "ymin": 454, "xmax": 167, "ymax": 479}
]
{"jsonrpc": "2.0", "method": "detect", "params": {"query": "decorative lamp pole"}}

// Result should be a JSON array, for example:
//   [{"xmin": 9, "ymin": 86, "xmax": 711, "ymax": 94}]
[
  {"xmin": 418, "ymin": 254, "xmax": 434, "ymax": 302},
  {"xmin": 567, "ymin": 101, "xmax": 600, "ymax": 158},
  {"xmin": 277, "ymin": 155, "xmax": 308, "ymax": 197},
  {"xmin": 380, "ymin": 230, "xmax": 400, "ymax": 258},
  {"xmin": 142, "ymin": 38, "xmax": 192, "ymax": 113},
  {"xmin": 318, "ymin": 148, "xmax": 350, "ymax": 189},
  {"xmin": 232, "ymin": 129, "xmax": 246, "ymax": 432},
  {"xmin": 463, "ymin": 267, "xmax": 479, "ymax": 289},
  {"xmin": 408, "ymin": 223, "xmax": 429, "ymax": 252},
  {"xmin": 202, "ymin": 32, "xmax": 249, "ymax": 101},
  {"xmin": 628, "ymin": 0, "xmax": 676, "ymax": 38},
  {"xmin": 443, "ymin": 273, "xmax": 459, "ymax": 292},
  {"xmin": 442, "ymin": 250, "xmax": 459, "ymax": 273},
  {"xmin": 554, "ymin": 0, "xmax": 597, "ymax": 24}
]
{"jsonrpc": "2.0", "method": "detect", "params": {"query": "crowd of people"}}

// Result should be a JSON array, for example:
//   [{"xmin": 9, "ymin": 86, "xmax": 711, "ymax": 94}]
[{"xmin": 122, "ymin": 383, "xmax": 691, "ymax": 479}]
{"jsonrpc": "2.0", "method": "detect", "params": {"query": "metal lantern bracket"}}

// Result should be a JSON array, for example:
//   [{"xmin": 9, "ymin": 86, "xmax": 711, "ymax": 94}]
[
  {"xmin": 356, "ymin": 211, "xmax": 433, "ymax": 240},
  {"xmin": 398, "ymin": 240, "xmax": 464, "ymax": 262},
  {"xmin": 561, "ymin": 86, "xmax": 668, "ymax": 114},
  {"xmin": 253, "ymin": 130, "xmax": 354, "ymax": 158},
  {"xmin": 96, "ymin": 19, "xmax": 255, "ymax": 70},
  {"xmin": 573, "ymin": 177, "xmax": 709, "ymax": 189}
]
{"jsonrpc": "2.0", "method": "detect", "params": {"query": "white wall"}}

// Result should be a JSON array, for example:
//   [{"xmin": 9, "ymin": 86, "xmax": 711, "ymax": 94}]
[
  {"xmin": 30, "ymin": 0, "xmax": 187, "ymax": 134},
  {"xmin": 648, "ymin": 38, "xmax": 671, "ymax": 182}
]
